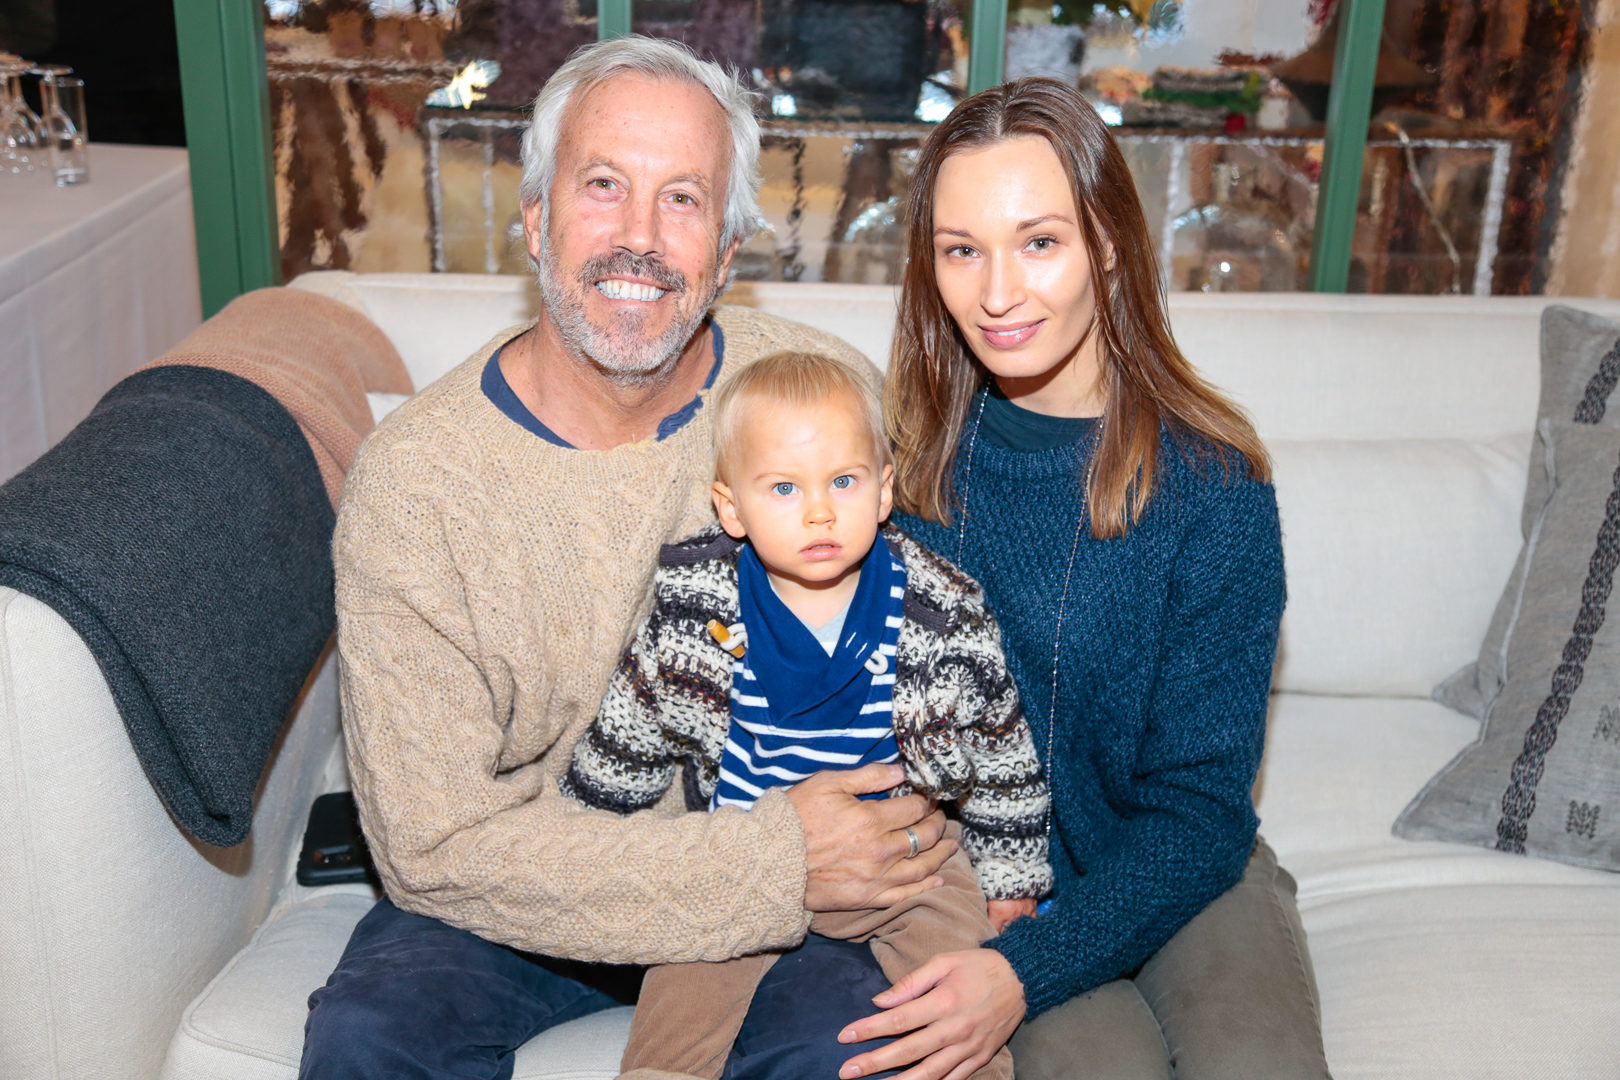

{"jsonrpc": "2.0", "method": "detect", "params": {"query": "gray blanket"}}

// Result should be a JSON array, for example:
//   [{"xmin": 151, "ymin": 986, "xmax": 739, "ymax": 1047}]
[{"xmin": 0, "ymin": 365, "xmax": 336, "ymax": 847}]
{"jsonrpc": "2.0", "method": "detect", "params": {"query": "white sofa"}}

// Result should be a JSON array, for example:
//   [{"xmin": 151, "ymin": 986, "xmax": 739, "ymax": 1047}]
[{"xmin": 5, "ymin": 272, "xmax": 1620, "ymax": 1080}]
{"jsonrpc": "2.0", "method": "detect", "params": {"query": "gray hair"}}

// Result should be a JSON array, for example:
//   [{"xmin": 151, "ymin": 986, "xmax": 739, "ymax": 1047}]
[{"xmin": 518, "ymin": 36, "xmax": 763, "ymax": 251}]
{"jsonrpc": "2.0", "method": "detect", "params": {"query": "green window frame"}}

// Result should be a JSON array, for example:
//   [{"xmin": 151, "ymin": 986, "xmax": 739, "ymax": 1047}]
[
  {"xmin": 1307, "ymin": 0, "xmax": 1387, "ymax": 292},
  {"xmin": 174, "ymin": 0, "xmax": 280, "ymax": 318}
]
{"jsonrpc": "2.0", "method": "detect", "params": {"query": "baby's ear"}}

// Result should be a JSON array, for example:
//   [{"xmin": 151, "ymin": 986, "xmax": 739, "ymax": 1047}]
[
  {"xmin": 878, "ymin": 463, "xmax": 895, "ymax": 523},
  {"xmin": 712, "ymin": 480, "xmax": 748, "ymax": 539}
]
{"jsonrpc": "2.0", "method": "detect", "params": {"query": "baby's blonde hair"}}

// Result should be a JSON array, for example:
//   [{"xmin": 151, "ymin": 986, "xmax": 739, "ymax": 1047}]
[{"xmin": 712, "ymin": 351, "xmax": 888, "ymax": 481}]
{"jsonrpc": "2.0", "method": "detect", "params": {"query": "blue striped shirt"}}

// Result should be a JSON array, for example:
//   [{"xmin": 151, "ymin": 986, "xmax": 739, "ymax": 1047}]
[{"xmin": 711, "ymin": 549, "xmax": 908, "ymax": 811}]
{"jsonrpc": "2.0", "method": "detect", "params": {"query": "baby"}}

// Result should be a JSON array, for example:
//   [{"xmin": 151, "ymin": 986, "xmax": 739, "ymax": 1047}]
[{"xmin": 562, "ymin": 350, "xmax": 1051, "ymax": 1080}]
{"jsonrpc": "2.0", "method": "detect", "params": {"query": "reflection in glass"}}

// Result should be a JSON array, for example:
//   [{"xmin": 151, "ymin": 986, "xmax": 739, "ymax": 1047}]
[{"xmin": 1171, "ymin": 162, "xmax": 1302, "ymax": 293}]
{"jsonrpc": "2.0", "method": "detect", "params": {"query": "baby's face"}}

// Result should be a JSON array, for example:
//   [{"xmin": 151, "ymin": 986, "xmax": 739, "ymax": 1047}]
[{"xmin": 713, "ymin": 391, "xmax": 893, "ymax": 591}]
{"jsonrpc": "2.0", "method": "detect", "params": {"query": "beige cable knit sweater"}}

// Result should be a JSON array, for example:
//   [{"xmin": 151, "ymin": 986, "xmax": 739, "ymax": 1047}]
[{"xmin": 333, "ymin": 305, "xmax": 870, "ymax": 963}]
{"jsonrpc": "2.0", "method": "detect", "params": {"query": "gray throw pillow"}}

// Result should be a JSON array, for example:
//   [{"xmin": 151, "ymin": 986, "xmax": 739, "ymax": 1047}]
[
  {"xmin": 1396, "ymin": 420, "xmax": 1620, "ymax": 867},
  {"xmin": 1434, "ymin": 306, "xmax": 1620, "ymax": 719}
]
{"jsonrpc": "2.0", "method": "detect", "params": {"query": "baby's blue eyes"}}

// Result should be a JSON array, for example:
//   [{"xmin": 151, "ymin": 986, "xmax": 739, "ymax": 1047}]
[{"xmin": 769, "ymin": 477, "xmax": 854, "ymax": 496}]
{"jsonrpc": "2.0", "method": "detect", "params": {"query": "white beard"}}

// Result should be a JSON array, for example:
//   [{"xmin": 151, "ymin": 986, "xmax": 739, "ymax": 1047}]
[{"xmin": 535, "ymin": 226, "xmax": 721, "ymax": 386}]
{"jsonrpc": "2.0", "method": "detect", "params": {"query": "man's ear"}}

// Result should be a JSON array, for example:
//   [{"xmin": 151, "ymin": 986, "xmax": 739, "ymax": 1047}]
[
  {"xmin": 712, "ymin": 480, "xmax": 747, "ymax": 539},
  {"xmin": 878, "ymin": 463, "xmax": 895, "ymax": 524},
  {"xmin": 522, "ymin": 201, "xmax": 546, "ymax": 263},
  {"xmin": 714, "ymin": 235, "xmax": 743, "ymax": 292}
]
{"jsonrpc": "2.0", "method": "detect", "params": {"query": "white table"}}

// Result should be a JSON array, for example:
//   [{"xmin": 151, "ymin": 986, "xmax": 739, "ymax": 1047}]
[{"xmin": 0, "ymin": 144, "xmax": 201, "ymax": 484}]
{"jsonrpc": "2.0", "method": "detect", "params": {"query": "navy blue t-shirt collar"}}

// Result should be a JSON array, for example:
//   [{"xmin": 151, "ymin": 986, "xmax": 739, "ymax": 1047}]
[{"xmin": 481, "ymin": 321, "xmax": 726, "ymax": 448}]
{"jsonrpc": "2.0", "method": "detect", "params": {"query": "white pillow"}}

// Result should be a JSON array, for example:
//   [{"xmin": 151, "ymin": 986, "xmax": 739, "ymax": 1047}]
[{"xmin": 1269, "ymin": 433, "xmax": 1528, "ymax": 697}]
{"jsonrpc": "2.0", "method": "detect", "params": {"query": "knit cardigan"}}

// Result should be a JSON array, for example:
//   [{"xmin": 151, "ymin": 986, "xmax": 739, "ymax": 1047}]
[
  {"xmin": 562, "ymin": 524, "xmax": 1054, "ymax": 901},
  {"xmin": 895, "ymin": 424, "xmax": 1285, "ymax": 1017}
]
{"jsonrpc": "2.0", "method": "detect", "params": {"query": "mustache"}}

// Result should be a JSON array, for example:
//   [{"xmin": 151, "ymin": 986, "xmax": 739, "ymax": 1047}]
[{"xmin": 578, "ymin": 251, "xmax": 688, "ymax": 295}]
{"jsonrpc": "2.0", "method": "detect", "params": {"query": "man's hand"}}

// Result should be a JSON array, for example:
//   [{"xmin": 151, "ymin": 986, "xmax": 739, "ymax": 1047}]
[
  {"xmin": 836, "ymin": 948, "xmax": 1026, "ymax": 1080},
  {"xmin": 786, "ymin": 763, "xmax": 953, "ymax": 912},
  {"xmin": 985, "ymin": 898, "xmax": 1037, "ymax": 934}
]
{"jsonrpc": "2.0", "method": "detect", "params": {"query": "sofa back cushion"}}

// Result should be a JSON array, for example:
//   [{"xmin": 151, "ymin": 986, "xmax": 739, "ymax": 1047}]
[
  {"xmin": 290, "ymin": 273, "xmax": 1620, "ymax": 698},
  {"xmin": 1267, "ymin": 434, "xmax": 1528, "ymax": 695},
  {"xmin": 290, "ymin": 273, "xmax": 544, "ymax": 391},
  {"xmin": 288, "ymin": 275, "xmax": 1607, "ymax": 444}
]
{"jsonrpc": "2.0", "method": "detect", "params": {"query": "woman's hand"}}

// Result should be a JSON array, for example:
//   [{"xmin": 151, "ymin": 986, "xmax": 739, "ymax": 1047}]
[
  {"xmin": 985, "ymin": 898, "xmax": 1037, "ymax": 934},
  {"xmin": 836, "ymin": 947, "xmax": 1025, "ymax": 1080}
]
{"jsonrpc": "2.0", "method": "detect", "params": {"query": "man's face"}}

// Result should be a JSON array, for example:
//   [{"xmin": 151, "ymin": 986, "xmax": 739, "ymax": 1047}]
[{"xmin": 525, "ymin": 73, "xmax": 739, "ymax": 382}]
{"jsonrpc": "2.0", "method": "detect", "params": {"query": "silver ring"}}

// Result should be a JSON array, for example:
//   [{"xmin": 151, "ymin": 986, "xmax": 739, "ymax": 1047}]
[{"xmin": 904, "ymin": 827, "xmax": 920, "ymax": 859}]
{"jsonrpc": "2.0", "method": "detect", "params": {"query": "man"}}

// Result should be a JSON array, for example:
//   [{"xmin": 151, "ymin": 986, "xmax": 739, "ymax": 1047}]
[{"xmin": 299, "ymin": 37, "xmax": 958, "ymax": 1080}]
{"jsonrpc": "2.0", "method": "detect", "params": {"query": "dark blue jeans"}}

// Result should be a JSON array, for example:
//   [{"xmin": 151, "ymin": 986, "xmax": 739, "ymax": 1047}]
[{"xmin": 299, "ymin": 898, "xmax": 898, "ymax": 1080}]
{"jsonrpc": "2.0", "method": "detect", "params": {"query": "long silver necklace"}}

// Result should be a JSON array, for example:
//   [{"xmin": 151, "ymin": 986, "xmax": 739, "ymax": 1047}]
[{"xmin": 955, "ymin": 387, "xmax": 1101, "ymax": 840}]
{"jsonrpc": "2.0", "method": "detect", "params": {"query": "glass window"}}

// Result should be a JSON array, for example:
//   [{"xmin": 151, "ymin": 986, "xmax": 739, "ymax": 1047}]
[
  {"xmin": 263, "ymin": 0, "xmax": 1616, "ymax": 298},
  {"xmin": 631, "ymin": 0, "xmax": 971, "ymax": 284}
]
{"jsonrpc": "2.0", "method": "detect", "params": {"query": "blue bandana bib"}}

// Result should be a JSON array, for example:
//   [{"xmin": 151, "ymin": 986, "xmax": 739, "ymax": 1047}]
[{"xmin": 711, "ymin": 537, "xmax": 907, "ymax": 809}]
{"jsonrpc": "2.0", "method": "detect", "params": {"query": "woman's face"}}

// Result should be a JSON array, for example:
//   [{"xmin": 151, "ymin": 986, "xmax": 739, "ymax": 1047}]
[{"xmin": 931, "ymin": 135, "xmax": 1107, "ymax": 414}]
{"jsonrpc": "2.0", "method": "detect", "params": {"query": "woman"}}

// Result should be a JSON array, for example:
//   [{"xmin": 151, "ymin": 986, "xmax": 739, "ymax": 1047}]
[{"xmin": 836, "ymin": 79, "xmax": 1330, "ymax": 1080}]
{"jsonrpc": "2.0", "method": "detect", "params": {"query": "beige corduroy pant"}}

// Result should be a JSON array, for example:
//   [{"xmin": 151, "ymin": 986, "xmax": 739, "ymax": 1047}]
[{"xmin": 620, "ymin": 825, "xmax": 1012, "ymax": 1080}]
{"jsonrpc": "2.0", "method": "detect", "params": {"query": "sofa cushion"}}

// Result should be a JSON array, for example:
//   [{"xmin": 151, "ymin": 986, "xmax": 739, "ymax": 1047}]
[
  {"xmin": 1306, "ymin": 883, "xmax": 1620, "ymax": 1077},
  {"xmin": 291, "ymin": 275, "xmax": 1620, "ymax": 444},
  {"xmin": 161, "ymin": 891, "xmax": 634, "ymax": 1080},
  {"xmin": 1259, "ymin": 693, "xmax": 1620, "ymax": 1079},
  {"xmin": 1397, "ymin": 421, "xmax": 1620, "ymax": 869},
  {"xmin": 1268, "ymin": 434, "xmax": 1527, "ymax": 697},
  {"xmin": 164, "ymin": 694, "xmax": 1620, "ymax": 1080},
  {"xmin": 288, "ymin": 272, "xmax": 539, "ymax": 392}
]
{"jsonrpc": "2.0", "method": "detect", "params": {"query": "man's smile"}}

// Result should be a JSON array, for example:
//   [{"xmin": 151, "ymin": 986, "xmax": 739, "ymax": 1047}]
[{"xmin": 594, "ymin": 278, "xmax": 670, "ymax": 302}]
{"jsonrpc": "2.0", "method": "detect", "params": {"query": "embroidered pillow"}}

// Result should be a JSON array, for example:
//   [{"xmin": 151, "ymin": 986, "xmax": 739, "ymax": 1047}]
[
  {"xmin": 1396, "ymin": 420, "xmax": 1620, "ymax": 867},
  {"xmin": 1434, "ymin": 306, "xmax": 1620, "ymax": 719}
]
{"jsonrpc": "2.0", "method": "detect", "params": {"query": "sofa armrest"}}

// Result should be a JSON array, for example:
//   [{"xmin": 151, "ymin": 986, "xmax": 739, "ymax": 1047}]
[{"xmin": 0, "ymin": 587, "xmax": 341, "ymax": 1080}]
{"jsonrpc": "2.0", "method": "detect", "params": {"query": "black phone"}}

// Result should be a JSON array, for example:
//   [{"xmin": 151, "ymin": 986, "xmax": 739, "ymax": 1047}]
[{"xmin": 296, "ymin": 791, "xmax": 379, "ymax": 887}]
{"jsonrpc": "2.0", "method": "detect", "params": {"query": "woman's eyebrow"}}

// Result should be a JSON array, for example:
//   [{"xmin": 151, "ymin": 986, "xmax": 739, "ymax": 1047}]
[
  {"xmin": 1016, "ymin": 214, "xmax": 1074, "ymax": 231},
  {"xmin": 934, "ymin": 226, "xmax": 973, "ymax": 239}
]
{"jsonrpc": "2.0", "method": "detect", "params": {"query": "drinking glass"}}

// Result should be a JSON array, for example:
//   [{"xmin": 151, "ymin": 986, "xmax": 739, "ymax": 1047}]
[
  {"xmin": 41, "ymin": 74, "xmax": 87, "ymax": 185},
  {"xmin": 0, "ymin": 66, "xmax": 41, "ymax": 175}
]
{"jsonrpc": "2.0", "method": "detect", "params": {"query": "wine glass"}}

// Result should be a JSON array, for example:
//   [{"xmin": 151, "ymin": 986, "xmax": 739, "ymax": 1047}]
[
  {"xmin": 0, "ymin": 62, "xmax": 42, "ymax": 175},
  {"xmin": 40, "ymin": 70, "xmax": 88, "ymax": 185}
]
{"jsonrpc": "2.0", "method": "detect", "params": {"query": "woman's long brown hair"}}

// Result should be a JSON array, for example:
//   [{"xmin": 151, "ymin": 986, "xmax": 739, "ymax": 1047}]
[{"xmin": 885, "ymin": 77, "xmax": 1270, "ymax": 538}]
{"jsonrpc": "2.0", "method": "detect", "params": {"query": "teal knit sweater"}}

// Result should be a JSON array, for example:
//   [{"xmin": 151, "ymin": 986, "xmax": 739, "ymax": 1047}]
[{"xmin": 894, "ymin": 419, "xmax": 1285, "ymax": 1017}]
